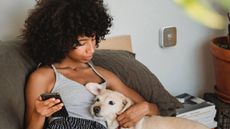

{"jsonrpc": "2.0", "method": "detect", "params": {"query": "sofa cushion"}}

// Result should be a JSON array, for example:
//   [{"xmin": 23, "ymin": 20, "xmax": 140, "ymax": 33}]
[
  {"xmin": 0, "ymin": 40, "xmax": 35, "ymax": 129},
  {"xmin": 92, "ymin": 49, "xmax": 182, "ymax": 116}
]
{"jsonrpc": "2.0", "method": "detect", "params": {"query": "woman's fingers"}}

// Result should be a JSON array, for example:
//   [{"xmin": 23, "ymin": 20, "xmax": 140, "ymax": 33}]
[
  {"xmin": 123, "ymin": 121, "xmax": 135, "ymax": 128},
  {"xmin": 117, "ymin": 113, "xmax": 135, "ymax": 128},
  {"xmin": 45, "ymin": 103, "xmax": 64, "ymax": 117},
  {"xmin": 117, "ymin": 113, "xmax": 129, "ymax": 126},
  {"xmin": 43, "ymin": 98, "xmax": 60, "ymax": 107},
  {"xmin": 117, "ymin": 102, "xmax": 150, "ymax": 128},
  {"xmin": 35, "ymin": 97, "xmax": 63, "ymax": 117}
]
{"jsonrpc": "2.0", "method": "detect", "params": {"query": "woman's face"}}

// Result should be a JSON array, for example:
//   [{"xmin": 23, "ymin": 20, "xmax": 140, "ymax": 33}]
[{"xmin": 67, "ymin": 35, "xmax": 96, "ymax": 63}]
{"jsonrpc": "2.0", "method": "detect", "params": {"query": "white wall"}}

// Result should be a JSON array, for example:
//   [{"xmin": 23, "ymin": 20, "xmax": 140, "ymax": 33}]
[
  {"xmin": 0, "ymin": 0, "xmax": 35, "ymax": 40},
  {"xmin": 0, "ymin": 0, "xmax": 227, "ymax": 97},
  {"xmin": 106, "ymin": 0, "xmax": 227, "ymax": 97}
]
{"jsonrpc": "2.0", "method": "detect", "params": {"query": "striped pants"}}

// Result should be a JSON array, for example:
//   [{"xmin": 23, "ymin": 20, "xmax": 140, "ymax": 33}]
[{"xmin": 46, "ymin": 117, "xmax": 107, "ymax": 129}]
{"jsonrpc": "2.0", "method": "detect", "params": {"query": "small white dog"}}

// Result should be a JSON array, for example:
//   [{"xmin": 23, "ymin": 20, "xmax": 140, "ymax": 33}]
[{"xmin": 85, "ymin": 83, "xmax": 209, "ymax": 129}]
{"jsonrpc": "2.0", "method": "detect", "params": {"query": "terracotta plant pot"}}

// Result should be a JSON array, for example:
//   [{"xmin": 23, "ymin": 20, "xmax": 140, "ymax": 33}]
[{"xmin": 210, "ymin": 36, "xmax": 230, "ymax": 103}]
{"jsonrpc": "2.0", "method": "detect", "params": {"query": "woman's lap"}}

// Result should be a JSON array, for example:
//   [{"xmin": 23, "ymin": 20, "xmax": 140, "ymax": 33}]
[{"xmin": 46, "ymin": 117, "xmax": 107, "ymax": 129}]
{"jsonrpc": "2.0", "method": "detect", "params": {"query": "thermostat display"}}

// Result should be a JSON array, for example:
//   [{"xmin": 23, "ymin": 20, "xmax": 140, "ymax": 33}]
[{"xmin": 159, "ymin": 26, "xmax": 177, "ymax": 48}]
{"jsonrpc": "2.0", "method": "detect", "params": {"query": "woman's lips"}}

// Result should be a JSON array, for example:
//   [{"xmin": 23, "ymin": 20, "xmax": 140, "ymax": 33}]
[{"xmin": 84, "ymin": 56, "xmax": 93, "ymax": 60}]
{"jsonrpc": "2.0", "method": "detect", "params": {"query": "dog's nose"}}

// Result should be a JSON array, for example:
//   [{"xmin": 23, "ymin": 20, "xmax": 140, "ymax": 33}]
[{"xmin": 93, "ymin": 106, "xmax": 101, "ymax": 114}]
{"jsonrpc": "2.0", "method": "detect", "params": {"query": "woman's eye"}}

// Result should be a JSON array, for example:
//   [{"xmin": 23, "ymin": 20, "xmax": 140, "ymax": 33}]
[
  {"xmin": 108, "ymin": 101, "xmax": 115, "ymax": 105},
  {"xmin": 79, "ymin": 42, "xmax": 86, "ymax": 46}
]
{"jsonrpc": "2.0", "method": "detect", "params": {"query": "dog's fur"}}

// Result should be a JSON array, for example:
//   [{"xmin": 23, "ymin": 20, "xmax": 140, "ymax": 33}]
[{"xmin": 86, "ymin": 83, "xmax": 209, "ymax": 129}]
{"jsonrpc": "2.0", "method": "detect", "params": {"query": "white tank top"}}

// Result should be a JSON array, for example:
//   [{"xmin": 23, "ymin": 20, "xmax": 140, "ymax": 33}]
[{"xmin": 50, "ymin": 62, "xmax": 106, "ymax": 126}]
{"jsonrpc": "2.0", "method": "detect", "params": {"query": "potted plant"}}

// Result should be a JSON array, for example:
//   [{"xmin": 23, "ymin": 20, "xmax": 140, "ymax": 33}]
[{"xmin": 210, "ymin": 13, "xmax": 230, "ymax": 103}]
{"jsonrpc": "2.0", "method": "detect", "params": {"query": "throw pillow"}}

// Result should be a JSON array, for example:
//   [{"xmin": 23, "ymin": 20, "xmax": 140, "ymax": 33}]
[{"xmin": 92, "ymin": 49, "xmax": 182, "ymax": 116}]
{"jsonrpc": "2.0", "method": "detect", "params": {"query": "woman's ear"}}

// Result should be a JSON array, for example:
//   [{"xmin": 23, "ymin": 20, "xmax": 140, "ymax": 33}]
[
  {"xmin": 117, "ymin": 97, "xmax": 133, "ymax": 115},
  {"xmin": 85, "ymin": 82, "xmax": 105, "ymax": 95}
]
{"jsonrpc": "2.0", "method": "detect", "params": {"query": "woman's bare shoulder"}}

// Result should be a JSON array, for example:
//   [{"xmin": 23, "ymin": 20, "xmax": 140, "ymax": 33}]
[
  {"xmin": 29, "ymin": 66, "xmax": 54, "ymax": 80},
  {"xmin": 26, "ymin": 66, "xmax": 55, "ymax": 92}
]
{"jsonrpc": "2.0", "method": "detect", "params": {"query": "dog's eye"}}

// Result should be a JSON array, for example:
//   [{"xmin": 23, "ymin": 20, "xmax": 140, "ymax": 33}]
[
  {"xmin": 95, "ymin": 98, "xmax": 100, "ymax": 102},
  {"xmin": 108, "ymin": 101, "xmax": 115, "ymax": 105}
]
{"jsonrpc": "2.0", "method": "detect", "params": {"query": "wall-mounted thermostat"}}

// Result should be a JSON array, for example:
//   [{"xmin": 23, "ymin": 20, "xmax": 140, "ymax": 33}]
[{"xmin": 159, "ymin": 26, "xmax": 177, "ymax": 48}]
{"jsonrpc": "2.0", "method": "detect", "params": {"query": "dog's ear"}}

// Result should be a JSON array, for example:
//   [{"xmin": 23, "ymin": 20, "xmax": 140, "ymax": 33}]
[
  {"xmin": 85, "ymin": 82, "xmax": 106, "ymax": 95},
  {"xmin": 117, "ymin": 97, "xmax": 133, "ymax": 114}
]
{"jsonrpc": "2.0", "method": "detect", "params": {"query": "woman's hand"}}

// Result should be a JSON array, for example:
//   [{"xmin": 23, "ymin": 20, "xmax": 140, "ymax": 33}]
[
  {"xmin": 117, "ymin": 101, "xmax": 159, "ymax": 128},
  {"xmin": 34, "ymin": 97, "xmax": 63, "ymax": 117}
]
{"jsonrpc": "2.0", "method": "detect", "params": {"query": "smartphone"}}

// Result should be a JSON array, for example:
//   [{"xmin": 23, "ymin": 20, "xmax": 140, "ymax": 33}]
[{"xmin": 40, "ymin": 92, "xmax": 69, "ymax": 117}]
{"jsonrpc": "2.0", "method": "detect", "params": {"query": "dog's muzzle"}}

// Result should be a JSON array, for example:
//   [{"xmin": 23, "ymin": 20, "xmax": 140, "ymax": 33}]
[{"xmin": 93, "ymin": 106, "xmax": 101, "ymax": 114}]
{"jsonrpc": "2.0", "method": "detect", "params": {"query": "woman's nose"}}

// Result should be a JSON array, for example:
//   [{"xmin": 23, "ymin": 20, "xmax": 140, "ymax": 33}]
[{"xmin": 86, "ymin": 41, "xmax": 95, "ymax": 54}]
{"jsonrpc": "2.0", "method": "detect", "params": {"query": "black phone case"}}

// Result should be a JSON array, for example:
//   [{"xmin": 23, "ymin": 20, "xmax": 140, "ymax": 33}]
[{"xmin": 40, "ymin": 93, "xmax": 69, "ymax": 117}]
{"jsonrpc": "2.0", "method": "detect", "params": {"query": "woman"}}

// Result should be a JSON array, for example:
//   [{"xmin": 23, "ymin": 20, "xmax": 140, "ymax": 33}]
[{"xmin": 22, "ymin": 0, "xmax": 159, "ymax": 129}]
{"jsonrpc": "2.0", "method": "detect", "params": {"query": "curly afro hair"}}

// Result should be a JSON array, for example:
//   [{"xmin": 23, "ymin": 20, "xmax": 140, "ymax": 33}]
[{"xmin": 22, "ymin": 0, "xmax": 112, "ymax": 65}]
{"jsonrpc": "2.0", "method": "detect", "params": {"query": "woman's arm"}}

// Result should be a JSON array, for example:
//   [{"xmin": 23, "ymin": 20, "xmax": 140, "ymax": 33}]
[
  {"xmin": 25, "ymin": 68, "xmax": 63, "ymax": 129},
  {"xmin": 96, "ymin": 66, "xmax": 159, "ymax": 127}
]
